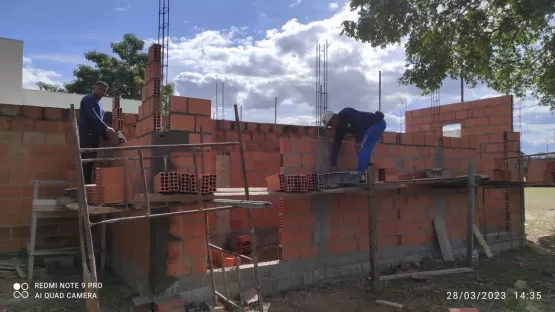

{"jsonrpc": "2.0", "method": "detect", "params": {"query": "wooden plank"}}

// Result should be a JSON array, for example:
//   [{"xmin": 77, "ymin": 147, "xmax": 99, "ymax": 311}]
[
  {"xmin": 433, "ymin": 217, "xmax": 454, "ymax": 261},
  {"xmin": 473, "ymin": 223, "xmax": 494, "ymax": 258},
  {"xmin": 368, "ymin": 267, "xmax": 473, "ymax": 281}
]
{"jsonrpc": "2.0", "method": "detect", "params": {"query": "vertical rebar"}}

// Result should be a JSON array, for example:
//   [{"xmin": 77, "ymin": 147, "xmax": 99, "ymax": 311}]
[
  {"xmin": 138, "ymin": 149, "xmax": 152, "ymax": 216},
  {"xmin": 233, "ymin": 104, "xmax": 264, "ymax": 312},
  {"xmin": 378, "ymin": 71, "xmax": 382, "ymax": 111},
  {"xmin": 274, "ymin": 96, "xmax": 277, "ymax": 124}
]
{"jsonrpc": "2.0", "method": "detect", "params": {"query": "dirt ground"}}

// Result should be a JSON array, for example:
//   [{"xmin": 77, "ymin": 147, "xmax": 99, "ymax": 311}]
[{"xmin": 1, "ymin": 188, "xmax": 553, "ymax": 312}]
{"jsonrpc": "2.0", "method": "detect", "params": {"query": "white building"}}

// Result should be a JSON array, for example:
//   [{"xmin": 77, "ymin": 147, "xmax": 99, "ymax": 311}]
[{"xmin": 0, "ymin": 37, "xmax": 140, "ymax": 114}]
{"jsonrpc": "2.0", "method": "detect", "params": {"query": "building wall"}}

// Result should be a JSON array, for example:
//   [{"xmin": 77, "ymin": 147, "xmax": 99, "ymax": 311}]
[
  {"xmin": 0, "ymin": 37, "xmax": 24, "ymax": 105},
  {"xmin": 0, "ymin": 103, "xmax": 138, "ymax": 253}
]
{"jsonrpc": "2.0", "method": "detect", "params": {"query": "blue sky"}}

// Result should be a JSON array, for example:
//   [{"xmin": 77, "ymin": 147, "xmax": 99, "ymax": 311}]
[
  {"xmin": 1, "ymin": 0, "xmax": 336, "ymax": 79},
  {"xmin": 2, "ymin": 0, "xmax": 554, "ymax": 154}
]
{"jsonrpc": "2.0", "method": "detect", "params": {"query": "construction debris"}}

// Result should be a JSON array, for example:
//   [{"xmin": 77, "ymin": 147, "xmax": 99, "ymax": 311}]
[{"xmin": 375, "ymin": 299, "xmax": 403, "ymax": 309}]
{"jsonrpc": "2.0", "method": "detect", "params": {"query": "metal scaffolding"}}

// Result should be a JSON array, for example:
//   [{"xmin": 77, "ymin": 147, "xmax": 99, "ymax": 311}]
[{"xmin": 70, "ymin": 103, "xmax": 266, "ymax": 312}]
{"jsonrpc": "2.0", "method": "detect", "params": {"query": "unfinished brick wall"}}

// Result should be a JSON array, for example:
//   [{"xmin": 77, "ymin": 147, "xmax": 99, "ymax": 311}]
[
  {"xmin": 405, "ymin": 96, "xmax": 524, "ymax": 235},
  {"xmin": 275, "ymin": 136, "xmax": 485, "ymax": 261},
  {"xmin": 0, "ymin": 103, "xmax": 138, "ymax": 253},
  {"xmin": 526, "ymin": 159, "xmax": 555, "ymax": 184}
]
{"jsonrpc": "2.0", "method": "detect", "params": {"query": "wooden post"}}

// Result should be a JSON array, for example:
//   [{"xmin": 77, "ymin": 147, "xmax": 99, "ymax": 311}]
[{"xmin": 366, "ymin": 165, "xmax": 379, "ymax": 289}]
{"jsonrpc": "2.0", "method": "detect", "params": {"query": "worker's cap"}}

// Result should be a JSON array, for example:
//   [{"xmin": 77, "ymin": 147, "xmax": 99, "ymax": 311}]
[{"xmin": 322, "ymin": 111, "xmax": 335, "ymax": 127}]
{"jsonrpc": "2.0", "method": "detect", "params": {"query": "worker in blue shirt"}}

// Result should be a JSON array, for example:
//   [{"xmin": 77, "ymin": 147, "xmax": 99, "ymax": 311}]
[
  {"xmin": 78, "ymin": 81, "xmax": 116, "ymax": 184},
  {"xmin": 322, "ymin": 108, "xmax": 386, "ymax": 173}
]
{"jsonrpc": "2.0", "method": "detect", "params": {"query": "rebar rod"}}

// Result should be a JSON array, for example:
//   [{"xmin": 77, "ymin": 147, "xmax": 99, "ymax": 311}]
[
  {"xmin": 79, "ymin": 141, "xmax": 238, "ymax": 153},
  {"xmin": 233, "ymin": 104, "xmax": 264, "ymax": 312}
]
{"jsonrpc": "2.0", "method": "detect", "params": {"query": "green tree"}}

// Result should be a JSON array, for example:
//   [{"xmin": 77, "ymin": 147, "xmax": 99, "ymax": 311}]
[
  {"xmin": 36, "ymin": 81, "xmax": 66, "ymax": 92},
  {"xmin": 341, "ymin": 0, "xmax": 555, "ymax": 110},
  {"xmin": 37, "ymin": 33, "xmax": 175, "ymax": 105}
]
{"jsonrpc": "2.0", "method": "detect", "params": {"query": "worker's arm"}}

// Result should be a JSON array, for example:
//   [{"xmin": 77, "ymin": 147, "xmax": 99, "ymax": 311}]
[{"xmin": 81, "ymin": 96, "xmax": 108, "ymax": 134}]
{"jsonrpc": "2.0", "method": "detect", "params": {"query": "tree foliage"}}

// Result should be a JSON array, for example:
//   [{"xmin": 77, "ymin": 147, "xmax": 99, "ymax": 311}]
[
  {"xmin": 341, "ymin": 0, "xmax": 555, "ymax": 110},
  {"xmin": 36, "ymin": 81, "xmax": 66, "ymax": 92},
  {"xmin": 37, "ymin": 33, "xmax": 175, "ymax": 107}
]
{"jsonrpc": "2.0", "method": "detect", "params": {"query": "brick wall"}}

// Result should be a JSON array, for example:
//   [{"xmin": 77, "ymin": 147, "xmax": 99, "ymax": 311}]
[{"xmin": 0, "ymin": 103, "xmax": 138, "ymax": 253}]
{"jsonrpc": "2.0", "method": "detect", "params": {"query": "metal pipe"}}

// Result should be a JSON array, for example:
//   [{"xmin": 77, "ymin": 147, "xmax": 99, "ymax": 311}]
[
  {"xmin": 234, "ymin": 256, "xmax": 242, "ymax": 298},
  {"xmin": 192, "ymin": 148, "xmax": 218, "ymax": 305},
  {"xmin": 208, "ymin": 243, "xmax": 253, "ymax": 261},
  {"xmin": 215, "ymin": 291, "xmax": 243, "ymax": 310},
  {"xmin": 89, "ymin": 205, "xmax": 237, "ymax": 226},
  {"xmin": 81, "ymin": 153, "xmax": 210, "ymax": 164},
  {"xmin": 220, "ymin": 251, "xmax": 230, "ymax": 300},
  {"xmin": 486, "ymin": 236, "xmax": 525, "ymax": 244},
  {"xmin": 138, "ymin": 149, "xmax": 152, "ymax": 216},
  {"xmin": 466, "ymin": 164, "xmax": 476, "ymax": 267},
  {"xmin": 210, "ymin": 199, "xmax": 271, "ymax": 209},
  {"xmin": 504, "ymin": 151, "xmax": 555, "ymax": 159},
  {"xmin": 29, "ymin": 180, "xmax": 73, "ymax": 185},
  {"xmin": 79, "ymin": 141, "xmax": 238, "ymax": 153},
  {"xmin": 234, "ymin": 104, "xmax": 264, "ymax": 312}
]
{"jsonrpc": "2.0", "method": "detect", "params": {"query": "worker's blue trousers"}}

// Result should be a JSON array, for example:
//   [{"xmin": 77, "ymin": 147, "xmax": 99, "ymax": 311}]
[{"xmin": 357, "ymin": 119, "xmax": 387, "ymax": 172}]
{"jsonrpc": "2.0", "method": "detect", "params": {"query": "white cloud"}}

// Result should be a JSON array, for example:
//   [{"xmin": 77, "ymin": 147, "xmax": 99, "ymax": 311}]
[
  {"xmin": 153, "ymin": 2, "xmax": 555, "ymax": 153},
  {"xmin": 21, "ymin": 57, "xmax": 63, "ymax": 89},
  {"xmin": 328, "ymin": 2, "xmax": 339, "ymax": 11},
  {"xmin": 290, "ymin": 0, "xmax": 302, "ymax": 8}
]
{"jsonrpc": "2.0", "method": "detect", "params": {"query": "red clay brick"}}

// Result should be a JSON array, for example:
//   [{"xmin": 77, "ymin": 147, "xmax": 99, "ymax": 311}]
[
  {"xmin": 195, "ymin": 116, "xmax": 212, "ymax": 133},
  {"xmin": 187, "ymin": 97, "xmax": 211, "ymax": 116},
  {"xmin": 266, "ymin": 174, "xmax": 286, "ymax": 191},
  {"xmin": 169, "ymin": 114, "xmax": 194, "ymax": 131}
]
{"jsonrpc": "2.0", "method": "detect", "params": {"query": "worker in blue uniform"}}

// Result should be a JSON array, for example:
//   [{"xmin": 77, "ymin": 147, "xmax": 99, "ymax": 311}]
[
  {"xmin": 78, "ymin": 81, "xmax": 116, "ymax": 184},
  {"xmin": 322, "ymin": 108, "xmax": 386, "ymax": 173}
]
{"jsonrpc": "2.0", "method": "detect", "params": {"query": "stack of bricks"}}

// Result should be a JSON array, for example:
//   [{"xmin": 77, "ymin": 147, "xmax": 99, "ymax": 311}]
[
  {"xmin": 111, "ymin": 97, "xmax": 124, "ymax": 134},
  {"xmin": 166, "ymin": 206, "xmax": 210, "ymax": 276},
  {"xmin": 264, "ymin": 138, "xmax": 319, "ymax": 193},
  {"xmin": 153, "ymin": 172, "xmax": 217, "ymax": 194},
  {"xmin": 277, "ymin": 198, "xmax": 315, "ymax": 260},
  {"xmin": 137, "ymin": 44, "xmax": 163, "ymax": 137},
  {"xmin": 86, "ymin": 167, "xmax": 125, "ymax": 204},
  {"xmin": 167, "ymin": 95, "xmax": 215, "ymax": 173},
  {"xmin": 477, "ymin": 131, "xmax": 521, "ymax": 181}
]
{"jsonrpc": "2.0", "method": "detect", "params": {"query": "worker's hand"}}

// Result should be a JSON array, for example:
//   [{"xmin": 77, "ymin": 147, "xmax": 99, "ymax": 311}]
[
  {"xmin": 354, "ymin": 143, "xmax": 361, "ymax": 152},
  {"xmin": 106, "ymin": 127, "xmax": 116, "ymax": 134}
]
